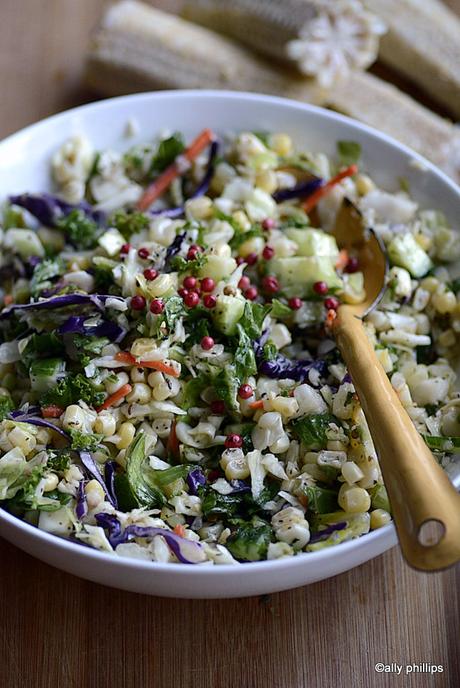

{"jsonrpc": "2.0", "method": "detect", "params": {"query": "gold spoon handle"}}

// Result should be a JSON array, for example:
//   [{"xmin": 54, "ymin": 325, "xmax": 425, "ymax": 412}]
[{"xmin": 333, "ymin": 306, "xmax": 460, "ymax": 571}]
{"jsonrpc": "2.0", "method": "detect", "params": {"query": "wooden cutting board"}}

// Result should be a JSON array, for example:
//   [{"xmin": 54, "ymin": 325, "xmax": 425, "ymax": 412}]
[{"xmin": 0, "ymin": 2, "xmax": 459, "ymax": 687}]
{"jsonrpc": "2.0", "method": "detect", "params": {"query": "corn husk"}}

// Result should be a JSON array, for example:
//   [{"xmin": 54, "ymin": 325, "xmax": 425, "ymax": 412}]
[
  {"xmin": 86, "ymin": 0, "xmax": 325, "ymax": 102},
  {"xmin": 367, "ymin": 0, "xmax": 460, "ymax": 118},
  {"xmin": 328, "ymin": 71, "xmax": 460, "ymax": 181},
  {"xmin": 182, "ymin": 0, "xmax": 386, "ymax": 87},
  {"xmin": 86, "ymin": 1, "xmax": 460, "ymax": 182}
]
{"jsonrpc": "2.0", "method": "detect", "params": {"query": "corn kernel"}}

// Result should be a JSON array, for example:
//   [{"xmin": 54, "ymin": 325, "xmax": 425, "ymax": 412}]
[
  {"xmin": 130, "ymin": 367, "xmax": 146, "ymax": 383},
  {"xmin": 116, "ymin": 422, "xmax": 136, "ymax": 449},
  {"xmin": 43, "ymin": 473, "xmax": 59, "ymax": 492},
  {"xmin": 341, "ymin": 461, "xmax": 365, "ymax": 485},
  {"xmin": 255, "ymin": 169, "xmax": 278, "ymax": 194},
  {"xmin": 85, "ymin": 479, "xmax": 105, "ymax": 508},
  {"xmin": 185, "ymin": 195, "xmax": 213, "ymax": 220},
  {"xmin": 8, "ymin": 426, "xmax": 36, "ymax": 455},
  {"xmin": 105, "ymin": 371, "xmax": 130, "ymax": 395},
  {"xmin": 355, "ymin": 174, "xmax": 375, "ymax": 196},
  {"xmin": 338, "ymin": 484, "xmax": 371, "ymax": 513},
  {"xmin": 270, "ymin": 133, "xmax": 293, "ymax": 157},
  {"xmin": 238, "ymin": 236, "xmax": 265, "ymax": 257},
  {"xmin": 432, "ymin": 290, "xmax": 456, "ymax": 314},
  {"xmin": 126, "ymin": 382, "xmax": 151, "ymax": 404},
  {"xmin": 62, "ymin": 404, "xmax": 85, "ymax": 431},
  {"xmin": 224, "ymin": 457, "xmax": 250, "ymax": 480},
  {"xmin": 231, "ymin": 210, "xmax": 251, "ymax": 232},
  {"xmin": 94, "ymin": 412, "xmax": 116, "ymax": 437},
  {"xmin": 414, "ymin": 233, "xmax": 432, "ymax": 251},
  {"xmin": 370, "ymin": 508, "xmax": 392, "ymax": 529},
  {"xmin": 420, "ymin": 276, "xmax": 439, "ymax": 293}
]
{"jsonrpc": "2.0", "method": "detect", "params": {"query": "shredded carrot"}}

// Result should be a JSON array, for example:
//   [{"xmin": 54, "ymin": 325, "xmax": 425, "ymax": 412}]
[
  {"xmin": 326, "ymin": 309, "xmax": 338, "ymax": 329},
  {"xmin": 96, "ymin": 383, "xmax": 132, "ymax": 412},
  {"xmin": 115, "ymin": 351, "xmax": 180, "ymax": 377},
  {"xmin": 3, "ymin": 294, "xmax": 14, "ymax": 305},
  {"xmin": 136, "ymin": 128, "xmax": 215, "ymax": 211},
  {"xmin": 41, "ymin": 405, "xmax": 64, "ymax": 418},
  {"xmin": 249, "ymin": 400, "xmax": 264, "ymax": 410},
  {"xmin": 115, "ymin": 351, "xmax": 137, "ymax": 365},
  {"xmin": 173, "ymin": 524, "xmax": 186, "ymax": 537},
  {"xmin": 302, "ymin": 164, "xmax": 358, "ymax": 213},
  {"xmin": 142, "ymin": 360, "xmax": 179, "ymax": 376},
  {"xmin": 167, "ymin": 420, "xmax": 180, "ymax": 461},
  {"xmin": 335, "ymin": 249, "xmax": 349, "ymax": 271}
]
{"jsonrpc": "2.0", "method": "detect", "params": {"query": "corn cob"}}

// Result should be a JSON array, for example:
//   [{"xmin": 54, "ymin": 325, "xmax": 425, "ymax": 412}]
[
  {"xmin": 328, "ymin": 71, "xmax": 460, "ymax": 181},
  {"xmin": 366, "ymin": 0, "xmax": 460, "ymax": 118},
  {"xmin": 182, "ymin": 0, "xmax": 386, "ymax": 87},
  {"xmin": 85, "ymin": 0, "xmax": 325, "ymax": 103},
  {"xmin": 85, "ymin": 1, "xmax": 460, "ymax": 182}
]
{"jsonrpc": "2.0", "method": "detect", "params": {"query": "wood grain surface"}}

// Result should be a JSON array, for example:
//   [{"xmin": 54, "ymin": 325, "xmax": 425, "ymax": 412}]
[{"xmin": 0, "ymin": 2, "xmax": 459, "ymax": 687}]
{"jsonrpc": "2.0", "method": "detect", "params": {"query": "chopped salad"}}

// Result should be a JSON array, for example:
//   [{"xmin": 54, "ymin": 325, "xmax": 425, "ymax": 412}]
[{"xmin": 0, "ymin": 128, "xmax": 459, "ymax": 565}]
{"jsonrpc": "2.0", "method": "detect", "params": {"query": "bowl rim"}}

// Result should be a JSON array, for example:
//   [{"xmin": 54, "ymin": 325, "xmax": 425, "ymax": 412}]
[{"xmin": 0, "ymin": 88, "xmax": 458, "ymax": 575}]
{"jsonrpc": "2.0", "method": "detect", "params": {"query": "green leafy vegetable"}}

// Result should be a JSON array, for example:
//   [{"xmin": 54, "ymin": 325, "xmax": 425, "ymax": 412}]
[
  {"xmin": 69, "ymin": 430, "xmax": 103, "ymax": 452},
  {"xmin": 182, "ymin": 374, "xmax": 210, "ymax": 410},
  {"xmin": 214, "ymin": 365, "xmax": 240, "ymax": 413},
  {"xmin": 233, "ymin": 325, "xmax": 257, "ymax": 381},
  {"xmin": 449, "ymin": 278, "xmax": 460, "ymax": 294},
  {"xmin": 369, "ymin": 484, "xmax": 391, "ymax": 512},
  {"xmin": 170, "ymin": 253, "xmax": 208, "ymax": 276},
  {"xmin": 302, "ymin": 485, "xmax": 338, "ymax": 514},
  {"xmin": 30, "ymin": 258, "xmax": 65, "ymax": 297},
  {"xmin": 291, "ymin": 413, "xmax": 341, "ymax": 450},
  {"xmin": 229, "ymin": 225, "xmax": 265, "ymax": 251},
  {"xmin": 269, "ymin": 298, "xmax": 292, "ymax": 320},
  {"xmin": 29, "ymin": 358, "xmax": 66, "ymax": 393},
  {"xmin": 74, "ymin": 335, "xmax": 110, "ymax": 355},
  {"xmin": 150, "ymin": 133, "xmax": 185, "ymax": 175},
  {"xmin": 200, "ymin": 487, "xmax": 244, "ymax": 519},
  {"xmin": 3, "ymin": 205, "xmax": 27, "ymax": 229},
  {"xmin": 337, "ymin": 140, "xmax": 362, "ymax": 167},
  {"xmin": 21, "ymin": 333, "xmax": 64, "ymax": 370},
  {"xmin": 114, "ymin": 433, "xmax": 166, "ymax": 510},
  {"xmin": 423, "ymin": 435, "xmax": 460, "ymax": 453},
  {"xmin": 110, "ymin": 210, "xmax": 150, "ymax": 240},
  {"xmin": 262, "ymin": 341, "xmax": 278, "ymax": 361},
  {"xmin": 41, "ymin": 373, "xmax": 105, "ymax": 409},
  {"xmin": 46, "ymin": 451, "xmax": 72, "ymax": 473},
  {"xmin": 0, "ymin": 395, "xmax": 13, "ymax": 421},
  {"xmin": 226, "ymin": 517, "xmax": 272, "ymax": 561},
  {"xmin": 151, "ymin": 295, "xmax": 187, "ymax": 338},
  {"xmin": 238, "ymin": 301, "xmax": 271, "ymax": 339},
  {"xmin": 56, "ymin": 210, "xmax": 100, "ymax": 250}
]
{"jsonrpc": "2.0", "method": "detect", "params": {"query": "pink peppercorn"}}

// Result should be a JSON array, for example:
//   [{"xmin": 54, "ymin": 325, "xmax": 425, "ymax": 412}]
[
  {"xmin": 203, "ymin": 294, "xmax": 217, "ymax": 309},
  {"xmin": 244, "ymin": 287, "xmax": 258, "ymax": 301},
  {"xmin": 149, "ymin": 299, "xmax": 164, "ymax": 314},
  {"xmin": 200, "ymin": 277, "xmax": 215, "ymax": 292},
  {"xmin": 238, "ymin": 384, "xmax": 253, "ymax": 399},
  {"xmin": 184, "ymin": 291, "xmax": 200, "ymax": 308},
  {"xmin": 138, "ymin": 247, "xmax": 149, "ymax": 259},
  {"xmin": 288, "ymin": 297, "xmax": 302, "ymax": 310},
  {"xmin": 224, "ymin": 434, "xmax": 243, "ymax": 449},
  {"xmin": 313, "ymin": 281, "xmax": 329, "ymax": 296},
  {"xmin": 262, "ymin": 245, "xmax": 275, "ymax": 260},
  {"xmin": 200, "ymin": 336, "xmax": 215, "ymax": 350},
  {"xmin": 131, "ymin": 295, "xmax": 146, "ymax": 311},
  {"xmin": 324, "ymin": 296, "xmax": 340, "ymax": 311},
  {"xmin": 143, "ymin": 268, "xmax": 158, "ymax": 281}
]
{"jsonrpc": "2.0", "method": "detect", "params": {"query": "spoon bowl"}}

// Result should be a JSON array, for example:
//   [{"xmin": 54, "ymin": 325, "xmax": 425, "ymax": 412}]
[{"xmin": 331, "ymin": 199, "xmax": 460, "ymax": 571}]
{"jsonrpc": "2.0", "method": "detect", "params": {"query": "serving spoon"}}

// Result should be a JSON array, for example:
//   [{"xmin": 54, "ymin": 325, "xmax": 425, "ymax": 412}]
[{"xmin": 329, "ymin": 198, "xmax": 460, "ymax": 571}]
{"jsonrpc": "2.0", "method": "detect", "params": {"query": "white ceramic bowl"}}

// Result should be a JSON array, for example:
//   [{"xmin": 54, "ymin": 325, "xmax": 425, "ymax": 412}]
[{"xmin": 0, "ymin": 91, "xmax": 459, "ymax": 598}]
